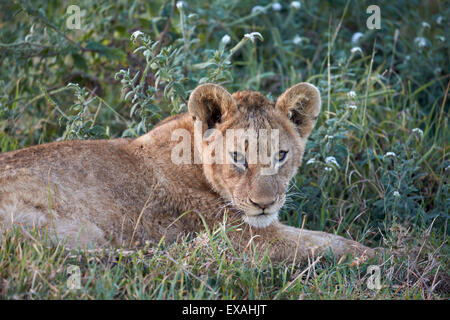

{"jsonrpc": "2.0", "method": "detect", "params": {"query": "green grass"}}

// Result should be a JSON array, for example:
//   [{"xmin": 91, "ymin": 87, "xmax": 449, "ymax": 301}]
[
  {"xmin": 1, "ymin": 221, "xmax": 447, "ymax": 299},
  {"xmin": 0, "ymin": 0, "xmax": 448, "ymax": 299}
]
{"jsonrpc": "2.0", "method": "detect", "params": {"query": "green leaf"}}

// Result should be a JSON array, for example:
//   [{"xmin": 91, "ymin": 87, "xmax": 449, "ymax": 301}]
[
  {"xmin": 72, "ymin": 53, "xmax": 88, "ymax": 71},
  {"xmin": 85, "ymin": 41, "xmax": 126, "ymax": 61},
  {"xmin": 172, "ymin": 82, "xmax": 186, "ymax": 98}
]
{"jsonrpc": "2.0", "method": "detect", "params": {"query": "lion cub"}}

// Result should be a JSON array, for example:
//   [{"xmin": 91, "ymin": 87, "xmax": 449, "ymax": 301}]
[{"xmin": 0, "ymin": 83, "xmax": 375, "ymax": 262}]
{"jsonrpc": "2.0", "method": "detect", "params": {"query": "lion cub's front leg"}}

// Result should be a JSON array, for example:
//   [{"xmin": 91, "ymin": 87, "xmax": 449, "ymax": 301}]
[{"xmin": 229, "ymin": 221, "xmax": 376, "ymax": 263}]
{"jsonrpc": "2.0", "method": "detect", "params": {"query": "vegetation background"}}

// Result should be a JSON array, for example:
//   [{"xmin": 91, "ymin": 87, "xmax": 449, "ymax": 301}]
[{"xmin": 0, "ymin": 0, "xmax": 448, "ymax": 299}]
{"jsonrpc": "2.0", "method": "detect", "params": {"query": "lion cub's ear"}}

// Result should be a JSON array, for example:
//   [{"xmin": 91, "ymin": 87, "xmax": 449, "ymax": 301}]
[
  {"xmin": 188, "ymin": 83, "xmax": 237, "ymax": 129},
  {"xmin": 276, "ymin": 83, "xmax": 321, "ymax": 138}
]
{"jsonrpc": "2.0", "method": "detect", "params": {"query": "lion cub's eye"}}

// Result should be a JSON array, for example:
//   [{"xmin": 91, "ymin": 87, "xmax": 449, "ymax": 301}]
[
  {"xmin": 275, "ymin": 150, "xmax": 288, "ymax": 162},
  {"xmin": 230, "ymin": 151, "xmax": 247, "ymax": 168}
]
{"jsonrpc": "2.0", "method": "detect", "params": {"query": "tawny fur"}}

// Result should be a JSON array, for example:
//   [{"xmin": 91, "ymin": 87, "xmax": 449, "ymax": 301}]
[{"xmin": 0, "ymin": 83, "xmax": 376, "ymax": 262}]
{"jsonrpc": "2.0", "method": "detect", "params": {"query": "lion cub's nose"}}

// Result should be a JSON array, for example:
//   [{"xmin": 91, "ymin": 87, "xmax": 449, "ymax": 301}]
[{"xmin": 249, "ymin": 198, "xmax": 275, "ymax": 210}]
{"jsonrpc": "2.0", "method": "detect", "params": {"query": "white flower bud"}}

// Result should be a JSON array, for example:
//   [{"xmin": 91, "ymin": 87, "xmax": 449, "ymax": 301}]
[
  {"xmin": 351, "ymin": 47, "xmax": 363, "ymax": 54},
  {"xmin": 293, "ymin": 35, "xmax": 302, "ymax": 45},
  {"xmin": 414, "ymin": 37, "xmax": 428, "ymax": 48},
  {"xmin": 384, "ymin": 152, "xmax": 396, "ymax": 158},
  {"xmin": 251, "ymin": 6, "xmax": 265, "ymax": 14},
  {"xmin": 176, "ymin": 1, "xmax": 185, "ymax": 9},
  {"xmin": 131, "ymin": 30, "xmax": 144, "ymax": 40},
  {"xmin": 412, "ymin": 128, "xmax": 423, "ymax": 137},
  {"xmin": 325, "ymin": 156, "xmax": 340, "ymax": 167},
  {"xmin": 221, "ymin": 34, "xmax": 231, "ymax": 45},
  {"xmin": 290, "ymin": 1, "xmax": 301, "ymax": 9},
  {"xmin": 244, "ymin": 32, "xmax": 264, "ymax": 42},
  {"xmin": 351, "ymin": 32, "xmax": 364, "ymax": 44},
  {"xmin": 272, "ymin": 3, "xmax": 282, "ymax": 11}
]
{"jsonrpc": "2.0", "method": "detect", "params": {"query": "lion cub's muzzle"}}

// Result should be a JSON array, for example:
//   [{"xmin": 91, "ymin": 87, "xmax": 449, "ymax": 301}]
[
  {"xmin": 244, "ymin": 192, "xmax": 285, "ymax": 217},
  {"xmin": 241, "ymin": 195, "xmax": 282, "ymax": 228},
  {"xmin": 248, "ymin": 197, "xmax": 276, "ymax": 215},
  {"xmin": 249, "ymin": 197, "xmax": 276, "ymax": 210}
]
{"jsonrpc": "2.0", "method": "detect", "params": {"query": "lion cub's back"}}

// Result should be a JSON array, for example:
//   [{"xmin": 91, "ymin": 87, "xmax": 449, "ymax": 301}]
[{"xmin": 0, "ymin": 138, "xmax": 131, "ymax": 170}]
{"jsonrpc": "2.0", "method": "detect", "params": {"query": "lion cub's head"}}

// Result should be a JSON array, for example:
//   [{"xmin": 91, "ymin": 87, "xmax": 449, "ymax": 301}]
[{"xmin": 188, "ymin": 83, "xmax": 321, "ymax": 228}]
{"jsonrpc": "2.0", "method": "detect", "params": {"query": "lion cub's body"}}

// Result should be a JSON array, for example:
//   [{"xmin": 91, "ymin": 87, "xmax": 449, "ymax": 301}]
[
  {"xmin": 0, "ymin": 84, "xmax": 376, "ymax": 262},
  {"xmin": 0, "ymin": 114, "xmax": 217, "ymax": 246}
]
